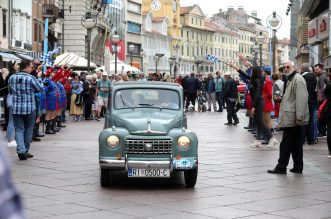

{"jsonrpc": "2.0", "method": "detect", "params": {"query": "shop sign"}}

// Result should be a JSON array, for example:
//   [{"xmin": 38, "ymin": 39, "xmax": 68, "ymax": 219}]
[
  {"xmin": 308, "ymin": 17, "xmax": 317, "ymax": 44},
  {"xmin": 318, "ymin": 12, "xmax": 329, "ymax": 40}
]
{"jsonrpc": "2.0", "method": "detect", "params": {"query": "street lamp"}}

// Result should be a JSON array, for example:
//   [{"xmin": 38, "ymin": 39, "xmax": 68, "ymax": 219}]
[
  {"xmin": 81, "ymin": 11, "xmax": 96, "ymax": 73},
  {"xmin": 267, "ymin": 11, "xmax": 282, "ymax": 73},
  {"xmin": 128, "ymin": 44, "xmax": 135, "ymax": 66},
  {"xmin": 251, "ymin": 43, "xmax": 260, "ymax": 66},
  {"xmin": 255, "ymin": 31, "xmax": 267, "ymax": 67},
  {"xmin": 140, "ymin": 49, "xmax": 144, "ymax": 73},
  {"xmin": 169, "ymin": 57, "xmax": 176, "ymax": 79},
  {"xmin": 154, "ymin": 53, "xmax": 164, "ymax": 74},
  {"xmin": 111, "ymin": 33, "xmax": 120, "ymax": 74}
]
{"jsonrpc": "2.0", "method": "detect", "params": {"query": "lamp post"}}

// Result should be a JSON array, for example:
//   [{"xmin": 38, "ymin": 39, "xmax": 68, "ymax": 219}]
[
  {"xmin": 111, "ymin": 33, "xmax": 120, "ymax": 74},
  {"xmin": 169, "ymin": 57, "xmax": 175, "ymax": 79},
  {"xmin": 81, "ymin": 11, "xmax": 96, "ymax": 73},
  {"xmin": 255, "ymin": 31, "xmax": 267, "ymax": 67},
  {"xmin": 128, "ymin": 44, "xmax": 135, "ymax": 66},
  {"xmin": 267, "ymin": 11, "xmax": 282, "ymax": 73},
  {"xmin": 251, "ymin": 42, "xmax": 260, "ymax": 66},
  {"xmin": 154, "ymin": 53, "xmax": 164, "ymax": 74},
  {"xmin": 140, "ymin": 49, "xmax": 144, "ymax": 73}
]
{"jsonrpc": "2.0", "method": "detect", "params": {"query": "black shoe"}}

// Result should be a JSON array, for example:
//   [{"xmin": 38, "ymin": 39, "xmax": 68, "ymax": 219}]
[
  {"xmin": 224, "ymin": 122, "xmax": 232, "ymax": 125},
  {"xmin": 45, "ymin": 121, "xmax": 56, "ymax": 134},
  {"xmin": 207, "ymin": 109, "xmax": 211, "ymax": 111},
  {"xmin": 244, "ymin": 126, "xmax": 251, "ymax": 129},
  {"xmin": 217, "ymin": 110, "xmax": 223, "ymax": 112},
  {"xmin": 25, "ymin": 152, "xmax": 34, "ymax": 158},
  {"xmin": 261, "ymin": 139, "xmax": 269, "ymax": 145},
  {"xmin": 267, "ymin": 167, "xmax": 287, "ymax": 174},
  {"xmin": 18, "ymin": 153, "xmax": 28, "ymax": 160},
  {"xmin": 233, "ymin": 121, "xmax": 239, "ymax": 125},
  {"xmin": 289, "ymin": 168, "xmax": 302, "ymax": 174},
  {"xmin": 33, "ymin": 136, "xmax": 41, "ymax": 142},
  {"xmin": 251, "ymin": 130, "xmax": 257, "ymax": 134},
  {"xmin": 256, "ymin": 136, "xmax": 265, "ymax": 140},
  {"xmin": 34, "ymin": 123, "xmax": 45, "ymax": 137}
]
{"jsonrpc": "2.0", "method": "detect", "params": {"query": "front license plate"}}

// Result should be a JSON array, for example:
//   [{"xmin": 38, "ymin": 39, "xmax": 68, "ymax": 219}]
[{"xmin": 128, "ymin": 168, "xmax": 170, "ymax": 178}]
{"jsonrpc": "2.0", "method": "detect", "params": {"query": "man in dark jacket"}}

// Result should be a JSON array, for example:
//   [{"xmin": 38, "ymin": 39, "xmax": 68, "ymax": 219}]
[
  {"xmin": 184, "ymin": 73, "xmax": 201, "ymax": 111},
  {"xmin": 301, "ymin": 64, "xmax": 318, "ymax": 144},
  {"xmin": 223, "ymin": 72, "xmax": 239, "ymax": 125}
]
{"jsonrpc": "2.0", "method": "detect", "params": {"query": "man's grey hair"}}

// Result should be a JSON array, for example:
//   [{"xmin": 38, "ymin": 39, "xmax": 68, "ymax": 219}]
[{"xmin": 300, "ymin": 63, "xmax": 310, "ymax": 73}]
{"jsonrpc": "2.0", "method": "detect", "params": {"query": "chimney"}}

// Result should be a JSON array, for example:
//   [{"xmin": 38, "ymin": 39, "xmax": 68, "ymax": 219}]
[{"xmin": 251, "ymin": 11, "xmax": 257, "ymax": 17}]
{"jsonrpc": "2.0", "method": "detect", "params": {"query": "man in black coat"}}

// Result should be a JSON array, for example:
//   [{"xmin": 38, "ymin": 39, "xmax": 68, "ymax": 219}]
[
  {"xmin": 184, "ymin": 73, "xmax": 201, "ymax": 111},
  {"xmin": 223, "ymin": 72, "xmax": 239, "ymax": 125},
  {"xmin": 301, "ymin": 64, "xmax": 318, "ymax": 144}
]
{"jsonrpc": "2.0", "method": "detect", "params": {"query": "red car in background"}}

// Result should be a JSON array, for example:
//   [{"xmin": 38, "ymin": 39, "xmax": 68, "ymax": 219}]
[{"xmin": 237, "ymin": 83, "xmax": 246, "ymax": 94}]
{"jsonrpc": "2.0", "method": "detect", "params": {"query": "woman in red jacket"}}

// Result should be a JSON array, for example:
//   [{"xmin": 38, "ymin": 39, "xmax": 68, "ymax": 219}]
[{"xmin": 262, "ymin": 68, "xmax": 274, "ymax": 133}]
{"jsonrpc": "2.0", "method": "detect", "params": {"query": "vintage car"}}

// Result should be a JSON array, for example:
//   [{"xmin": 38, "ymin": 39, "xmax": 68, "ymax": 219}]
[{"xmin": 99, "ymin": 81, "xmax": 198, "ymax": 187}]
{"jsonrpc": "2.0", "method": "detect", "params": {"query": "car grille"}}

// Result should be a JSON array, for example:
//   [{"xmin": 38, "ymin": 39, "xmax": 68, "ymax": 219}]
[{"xmin": 125, "ymin": 139, "xmax": 172, "ymax": 154}]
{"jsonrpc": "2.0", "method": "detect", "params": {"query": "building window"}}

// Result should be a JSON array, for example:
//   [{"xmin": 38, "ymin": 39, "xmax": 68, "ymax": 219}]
[
  {"xmin": 34, "ymin": 21, "xmax": 38, "ymax": 42},
  {"xmin": 192, "ymin": 32, "xmax": 194, "ymax": 39},
  {"xmin": 39, "ymin": 24, "xmax": 42, "ymax": 43},
  {"xmin": 146, "ymin": 17, "xmax": 151, "ymax": 31},
  {"xmin": 191, "ymin": 18, "xmax": 194, "ymax": 24},
  {"xmin": 2, "ymin": 10, "xmax": 7, "ymax": 37},
  {"xmin": 128, "ymin": 2, "xmax": 141, "ymax": 14},
  {"xmin": 181, "ymin": 29, "xmax": 183, "ymax": 37},
  {"xmin": 187, "ymin": 46, "xmax": 189, "ymax": 56},
  {"xmin": 200, "ymin": 20, "xmax": 202, "ymax": 26},
  {"xmin": 127, "ymin": 21, "xmax": 141, "ymax": 34}
]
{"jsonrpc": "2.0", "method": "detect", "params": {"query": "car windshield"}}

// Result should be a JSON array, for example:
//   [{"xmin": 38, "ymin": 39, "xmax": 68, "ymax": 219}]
[{"xmin": 114, "ymin": 88, "xmax": 180, "ymax": 110}]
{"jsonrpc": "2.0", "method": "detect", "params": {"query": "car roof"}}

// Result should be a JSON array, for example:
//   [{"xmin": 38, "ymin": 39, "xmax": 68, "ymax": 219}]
[{"xmin": 113, "ymin": 81, "xmax": 181, "ymax": 87}]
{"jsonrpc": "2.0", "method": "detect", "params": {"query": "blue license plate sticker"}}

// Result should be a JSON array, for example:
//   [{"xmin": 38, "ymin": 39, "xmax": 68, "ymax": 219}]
[{"xmin": 173, "ymin": 158, "xmax": 194, "ymax": 169}]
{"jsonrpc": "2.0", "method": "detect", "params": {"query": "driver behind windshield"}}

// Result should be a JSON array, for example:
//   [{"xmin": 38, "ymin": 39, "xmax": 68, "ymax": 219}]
[{"xmin": 159, "ymin": 92, "xmax": 179, "ymax": 110}]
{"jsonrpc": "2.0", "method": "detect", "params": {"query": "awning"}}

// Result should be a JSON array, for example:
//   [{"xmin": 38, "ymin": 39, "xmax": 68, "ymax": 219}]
[
  {"xmin": 15, "ymin": 53, "xmax": 34, "ymax": 61},
  {"xmin": 0, "ymin": 52, "xmax": 21, "ymax": 62}
]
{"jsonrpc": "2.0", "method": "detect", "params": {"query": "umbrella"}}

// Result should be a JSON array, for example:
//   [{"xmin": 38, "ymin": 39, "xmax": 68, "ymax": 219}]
[
  {"xmin": 96, "ymin": 60, "xmax": 140, "ymax": 74},
  {"xmin": 54, "ymin": 52, "xmax": 97, "ymax": 68}
]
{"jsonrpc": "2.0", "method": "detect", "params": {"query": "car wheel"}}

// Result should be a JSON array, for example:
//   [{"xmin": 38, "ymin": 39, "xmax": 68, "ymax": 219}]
[
  {"xmin": 184, "ymin": 167, "xmax": 198, "ymax": 188},
  {"xmin": 100, "ymin": 168, "xmax": 112, "ymax": 187}
]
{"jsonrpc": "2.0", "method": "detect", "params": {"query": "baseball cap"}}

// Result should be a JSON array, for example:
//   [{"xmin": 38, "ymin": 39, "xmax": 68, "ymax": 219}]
[{"xmin": 102, "ymin": 72, "xmax": 108, "ymax": 76}]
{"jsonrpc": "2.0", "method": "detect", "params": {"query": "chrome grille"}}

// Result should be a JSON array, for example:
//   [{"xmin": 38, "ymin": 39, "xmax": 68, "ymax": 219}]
[{"xmin": 125, "ymin": 139, "xmax": 172, "ymax": 154}]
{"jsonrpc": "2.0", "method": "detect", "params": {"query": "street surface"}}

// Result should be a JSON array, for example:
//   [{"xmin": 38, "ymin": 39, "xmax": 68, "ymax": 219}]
[{"xmin": 2, "ymin": 111, "xmax": 331, "ymax": 219}]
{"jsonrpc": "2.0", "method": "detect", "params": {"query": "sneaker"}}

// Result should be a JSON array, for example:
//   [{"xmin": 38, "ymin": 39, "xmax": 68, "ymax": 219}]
[
  {"xmin": 327, "ymin": 154, "xmax": 331, "ymax": 159},
  {"xmin": 267, "ymin": 138, "xmax": 278, "ymax": 148},
  {"xmin": 95, "ymin": 116, "xmax": 101, "ymax": 121},
  {"xmin": 7, "ymin": 141, "xmax": 17, "ymax": 148},
  {"xmin": 250, "ymin": 140, "xmax": 262, "ymax": 148}
]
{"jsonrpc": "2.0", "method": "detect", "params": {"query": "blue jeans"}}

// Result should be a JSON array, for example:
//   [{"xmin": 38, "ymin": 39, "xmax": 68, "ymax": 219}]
[
  {"xmin": 13, "ymin": 111, "xmax": 36, "ymax": 154},
  {"xmin": 215, "ymin": 91, "xmax": 223, "ymax": 111},
  {"xmin": 6, "ymin": 107, "xmax": 15, "ymax": 141}
]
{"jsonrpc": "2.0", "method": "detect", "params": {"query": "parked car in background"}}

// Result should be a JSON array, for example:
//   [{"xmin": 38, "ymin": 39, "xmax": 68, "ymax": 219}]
[{"xmin": 99, "ymin": 82, "xmax": 199, "ymax": 187}]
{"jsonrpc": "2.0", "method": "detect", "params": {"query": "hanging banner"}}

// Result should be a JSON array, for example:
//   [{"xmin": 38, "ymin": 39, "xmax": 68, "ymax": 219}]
[{"xmin": 43, "ymin": 18, "xmax": 49, "ymax": 72}]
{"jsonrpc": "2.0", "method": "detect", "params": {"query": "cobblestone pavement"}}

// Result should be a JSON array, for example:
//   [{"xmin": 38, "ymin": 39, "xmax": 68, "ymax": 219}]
[{"xmin": 2, "ymin": 110, "xmax": 331, "ymax": 219}]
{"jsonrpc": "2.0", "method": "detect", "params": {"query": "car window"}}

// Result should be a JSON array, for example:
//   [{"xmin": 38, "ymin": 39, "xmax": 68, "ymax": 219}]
[{"xmin": 114, "ymin": 89, "xmax": 180, "ymax": 110}]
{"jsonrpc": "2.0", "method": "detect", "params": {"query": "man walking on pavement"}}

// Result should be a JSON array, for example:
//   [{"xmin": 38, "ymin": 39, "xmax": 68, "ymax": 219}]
[
  {"xmin": 215, "ymin": 71, "xmax": 225, "ymax": 112},
  {"xmin": 268, "ymin": 61, "xmax": 309, "ymax": 174},
  {"xmin": 184, "ymin": 73, "xmax": 201, "ymax": 111},
  {"xmin": 315, "ymin": 63, "xmax": 328, "ymax": 137},
  {"xmin": 223, "ymin": 72, "xmax": 239, "ymax": 125},
  {"xmin": 205, "ymin": 73, "xmax": 217, "ymax": 111},
  {"xmin": 8, "ymin": 60, "xmax": 44, "ymax": 160}
]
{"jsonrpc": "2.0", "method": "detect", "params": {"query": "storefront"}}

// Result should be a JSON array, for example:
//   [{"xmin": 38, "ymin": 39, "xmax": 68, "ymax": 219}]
[{"xmin": 307, "ymin": 9, "xmax": 330, "ymax": 71}]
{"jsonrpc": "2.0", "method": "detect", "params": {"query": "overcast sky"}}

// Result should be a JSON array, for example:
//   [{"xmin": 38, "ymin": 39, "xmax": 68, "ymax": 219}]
[{"xmin": 180, "ymin": 0, "xmax": 291, "ymax": 39}]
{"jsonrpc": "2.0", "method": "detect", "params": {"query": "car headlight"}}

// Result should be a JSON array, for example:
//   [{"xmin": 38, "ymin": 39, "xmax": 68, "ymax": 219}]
[
  {"xmin": 107, "ymin": 135, "xmax": 120, "ymax": 148},
  {"xmin": 178, "ymin": 136, "xmax": 190, "ymax": 148}
]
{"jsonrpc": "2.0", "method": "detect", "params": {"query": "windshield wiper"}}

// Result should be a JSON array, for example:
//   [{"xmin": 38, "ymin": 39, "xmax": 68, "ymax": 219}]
[
  {"xmin": 120, "ymin": 94, "xmax": 134, "ymax": 110},
  {"xmin": 138, "ymin": 103, "xmax": 155, "ymax": 107}
]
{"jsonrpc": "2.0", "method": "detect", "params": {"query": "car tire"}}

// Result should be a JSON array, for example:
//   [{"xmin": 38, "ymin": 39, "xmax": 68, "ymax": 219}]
[
  {"xmin": 184, "ymin": 167, "xmax": 198, "ymax": 188},
  {"xmin": 100, "ymin": 168, "xmax": 112, "ymax": 187}
]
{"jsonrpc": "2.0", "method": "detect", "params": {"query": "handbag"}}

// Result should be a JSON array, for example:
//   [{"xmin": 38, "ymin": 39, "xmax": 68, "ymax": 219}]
[
  {"xmin": 318, "ymin": 99, "xmax": 328, "ymax": 121},
  {"xmin": 74, "ymin": 94, "xmax": 83, "ymax": 106}
]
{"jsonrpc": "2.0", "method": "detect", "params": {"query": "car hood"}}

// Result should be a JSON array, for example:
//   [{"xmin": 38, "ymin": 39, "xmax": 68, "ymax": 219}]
[{"xmin": 111, "ymin": 110, "xmax": 183, "ymax": 135}]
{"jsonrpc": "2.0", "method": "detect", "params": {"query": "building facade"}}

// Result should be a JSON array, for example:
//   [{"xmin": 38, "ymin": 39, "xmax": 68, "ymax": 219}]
[
  {"xmin": 142, "ymin": 11, "xmax": 171, "ymax": 74},
  {"xmin": 0, "ymin": 0, "xmax": 9, "ymax": 50},
  {"xmin": 126, "ymin": 0, "xmax": 143, "ymax": 69},
  {"xmin": 180, "ymin": 5, "xmax": 214, "ymax": 74},
  {"xmin": 301, "ymin": 0, "xmax": 330, "ymax": 70}
]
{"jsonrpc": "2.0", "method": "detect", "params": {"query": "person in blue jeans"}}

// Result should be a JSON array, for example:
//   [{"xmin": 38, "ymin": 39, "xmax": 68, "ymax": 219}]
[
  {"xmin": 8, "ymin": 60, "xmax": 44, "ymax": 160},
  {"xmin": 215, "ymin": 71, "xmax": 225, "ymax": 112}
]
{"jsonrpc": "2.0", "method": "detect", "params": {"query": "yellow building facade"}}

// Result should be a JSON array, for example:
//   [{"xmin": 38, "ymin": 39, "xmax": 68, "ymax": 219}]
[{"xmin": 142, "ymin": 0, "xmax": 181, "ymax": 50}]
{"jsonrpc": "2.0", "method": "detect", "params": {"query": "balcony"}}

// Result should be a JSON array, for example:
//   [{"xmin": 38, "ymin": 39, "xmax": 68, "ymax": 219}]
[{"xmin": 42, "ymin": 4, "xmax": 59, "ymax": 21}]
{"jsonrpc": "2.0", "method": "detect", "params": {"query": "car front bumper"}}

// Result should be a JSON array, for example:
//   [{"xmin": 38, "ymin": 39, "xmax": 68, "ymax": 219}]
[{"xmin": 99, "ymin": 156, "xmax": 198, "ymax": 171}]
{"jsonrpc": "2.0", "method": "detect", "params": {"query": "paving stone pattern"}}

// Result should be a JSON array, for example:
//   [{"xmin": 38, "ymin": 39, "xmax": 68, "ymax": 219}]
[{"xmin": 2, "ymin": 111, "xmax": 331, "ymax": 219}]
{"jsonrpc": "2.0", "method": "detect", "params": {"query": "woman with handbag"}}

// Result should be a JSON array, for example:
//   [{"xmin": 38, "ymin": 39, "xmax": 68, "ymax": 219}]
[{"xmin": 70, "ymin": 73, "xmax": 83, "ymax": 121}]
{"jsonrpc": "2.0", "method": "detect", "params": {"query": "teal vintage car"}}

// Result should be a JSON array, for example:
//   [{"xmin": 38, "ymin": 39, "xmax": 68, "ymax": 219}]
[{"xmin": 99, "ymin": 81, "xmax": 198, "ymax": 187}]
